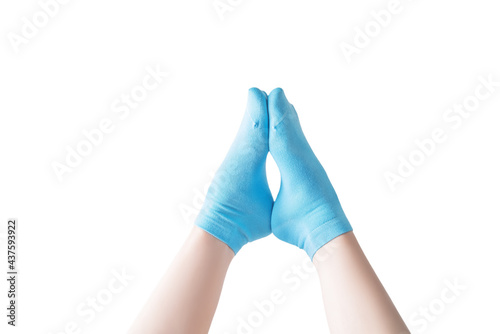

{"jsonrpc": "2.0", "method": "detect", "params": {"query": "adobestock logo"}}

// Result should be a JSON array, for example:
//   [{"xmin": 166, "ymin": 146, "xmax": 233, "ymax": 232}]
[
  {"xmin": 7, "ymin": 0, "xmax": 72, "ymax": 54},
  {"xmin": 408, "ymin": 278, "xmax": 466, "ymax": 333},
  {"xmin": 47, "ymin": 267, "xmax": 134, "ymax": 334},
  {"xmin": 222, "ymin": 232, "xmax": 342, "ymax": 334},
  {"xmin": 179, "ymin": 117, "xmax": 267, "ymax": 226},
  {"xmin": 224, "ymin": 256, "xmax": 317, "ymax": 334},
  {"xmin": 384, "ymin": 74, "xmax": 499, "ymax": 191},
  {"xmin": 339, "ymin": 0, "xmax": 421, "ymax": 63},
  {"xmin": 51, "ymin": 64, "xmax": 168, "ymax": 182},
  {"xmin": 223, "ymin": 289, "xmax": 286, "ymax": 334},
  {"xmin": 212, "ymin": 0, "xmax": 245, "ymax": 21},
  {"xmin": 178, "ymin": 171, "xmax": 214, "ymax": 226}
]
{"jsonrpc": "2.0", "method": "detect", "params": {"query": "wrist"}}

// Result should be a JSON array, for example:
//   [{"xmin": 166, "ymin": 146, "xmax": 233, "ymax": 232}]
[
  {"xmin": 312, "ymin": 231, "xmax": 354, "ymax": 266},
  {"xmin": 304, "ymin": 215, "xmax": 353, "ymax": 261},
  {"xmin": 191, "ymin": 226, "xmax": 236, "ymax": 262}
]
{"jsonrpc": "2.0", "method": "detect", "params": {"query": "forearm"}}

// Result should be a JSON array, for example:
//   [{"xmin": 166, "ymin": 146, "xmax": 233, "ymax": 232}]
[
  {"xmin": 314, "ymin": 231, "xmax": 409, "ymax": 334},
  {"xmin": 129, "ymin": 226, "xmax": 234, "ymax": 334}
]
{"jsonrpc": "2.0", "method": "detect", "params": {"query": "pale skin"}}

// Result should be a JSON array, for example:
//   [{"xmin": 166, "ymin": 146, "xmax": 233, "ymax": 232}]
[
  {"xmin": 128, "ymin": 227, "xmax": 234, "ymax": 334},
  {"xmin": 129, "ymin": 227, "xmax": 409, "ymax": 334},
  {"xmin": 314, "ymin": 231, "xmax": 410, "ymax": 334}
]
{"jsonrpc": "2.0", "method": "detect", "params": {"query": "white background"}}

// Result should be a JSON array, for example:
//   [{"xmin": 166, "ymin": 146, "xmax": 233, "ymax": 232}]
[{"xmin": 1, "ymin": 0, "xmax": 500, "ymax": 333}]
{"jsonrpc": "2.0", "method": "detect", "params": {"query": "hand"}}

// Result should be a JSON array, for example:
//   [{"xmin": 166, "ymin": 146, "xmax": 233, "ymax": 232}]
[
  {"xmin": 195, "ymin": 88, "xmax": 274, "ymax": 254},
  {"xmin": 268, "ymin": 88, "xmax": 352, "ymax": 259}
]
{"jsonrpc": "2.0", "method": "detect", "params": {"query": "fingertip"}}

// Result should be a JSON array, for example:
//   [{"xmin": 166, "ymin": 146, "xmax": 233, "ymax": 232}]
[
  {"xmin": 268, "ymin": 88, "xmax": 292, "ymax": 128},
  {"xmin": 248, "ymin": 87, "xmax": 267, "ymax": 100},
  {"xmin": 246, "ymin": 87, "xmax": 269, "ymax": 130},
  {"xmin": 269, "ymin": 87, "xmax": 289, "ymax": 102}
]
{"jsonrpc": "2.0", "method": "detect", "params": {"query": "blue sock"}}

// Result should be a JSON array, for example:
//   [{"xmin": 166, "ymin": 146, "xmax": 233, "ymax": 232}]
[
  {"xmin": 195, "ymin": 88, "xmax": 274, "ymax": 254},
  {"xmin": 268, "ymin": 88, "xmax": 353, "ymax": 260}
]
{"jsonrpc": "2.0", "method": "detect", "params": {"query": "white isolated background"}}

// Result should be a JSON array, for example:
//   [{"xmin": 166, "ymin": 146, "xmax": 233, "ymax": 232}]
[{"xmin": 1, "ymin": 0, "xmax": 499, "ymax": 333}]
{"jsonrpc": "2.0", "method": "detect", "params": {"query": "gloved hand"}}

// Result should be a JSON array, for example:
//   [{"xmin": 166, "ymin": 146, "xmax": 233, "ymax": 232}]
[
  {"xmin": 268, "ymin": 88, "xmax": 353, "ymax": 260},
  {"xmin": 195, "ymin": 88, "xmax": 274, "ymax": 254}
]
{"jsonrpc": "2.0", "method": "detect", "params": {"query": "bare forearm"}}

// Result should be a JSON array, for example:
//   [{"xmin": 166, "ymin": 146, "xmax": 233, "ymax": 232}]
[
  {"xmin": 314, "ymin": 232, "xmax": 409, "ymax": 334},
  {"xmin": 129, "ymin": 227, "xmax": 234, "ymax": 334}
]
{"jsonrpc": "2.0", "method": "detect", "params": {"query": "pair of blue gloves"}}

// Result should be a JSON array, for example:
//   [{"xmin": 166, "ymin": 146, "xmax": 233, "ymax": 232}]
[{"xmin": 195, "ymin": 88, "xmax": 352, "ymax": 260}]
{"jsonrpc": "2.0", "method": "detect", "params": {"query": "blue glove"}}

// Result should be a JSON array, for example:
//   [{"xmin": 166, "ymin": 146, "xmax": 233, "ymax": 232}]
[
  {"xmin": 195, "ymin": 88, "xmax": 273, "ymax": 254},
  {"xmin": 268, "ymin": 88, "xmax": 353, "ymax": 260}
]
